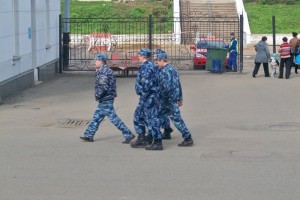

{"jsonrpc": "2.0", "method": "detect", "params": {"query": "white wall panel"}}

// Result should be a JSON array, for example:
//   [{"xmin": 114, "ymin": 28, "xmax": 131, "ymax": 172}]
[
  {"xmin": 36, "ymin": 49, "xmax": 46, "ymax": 67},
  {"xmin": 49, "ymin": 0, "xmax": 60, "ymax": 11},
  {"xmin": 52, "ymin": 45, "xmax": 58, "ymax": 60},
  {"xmin": 0, "ymin": 60, "xmax": 21, "ymax": 82},
  {"xmin": 35, "ymin": 11, "xmax": 46, "ymax": 31},
  {"xmin": 0, "ymin": 61, "xmax": 15, "ymax": 82},
  {"xmin": 0, "ymin": 13, "xmax": 13, "ymax": 37},
  {"xmin": 19, "ymin": 33, "xmax": 32, "ymax": 55},
  {"xmin": 0, "ymin": 0, "xmax": 60, "ymax": 83},
  {"xmin": 0, "ymin": 0, "xmax": 13, "ymax": 12},
  {"xmin": 49, "ymin": 28, "xmax": 58, "ymax": 45},
  {"xmin": 19, "ymin": 53, "xmax": 33, "ymax": 73},
  {"xmin": 46, "ymin": 44, "xmax": 58, "ymax": 61},
  {"xmin": 0, "ymin": 37, "xmax": 13, "ymax": 63},
  {"xmin": 49, "ymin": 11, "xmax": 60, "ymax": 28},
  {"xmin": 18, "ymin": 12, "xmax": 31, "ymax": 34},
  {"xmin": 37, "ymin": 47, "xmax": 57, "ymax": 67},
  {"xmin": 11, "ymin": 60, "xmax": 21, "ymax": 77},
  {"xmin": 35, "ymin": 29, "xmax": 46, "ymax": 51},
  {"xmin": 35, "ymin": 0, "xmax": 46, "ymax": 11},
  {"xmin": 18, "ymin": 0, "xmax": 31, "ymax": 12}
]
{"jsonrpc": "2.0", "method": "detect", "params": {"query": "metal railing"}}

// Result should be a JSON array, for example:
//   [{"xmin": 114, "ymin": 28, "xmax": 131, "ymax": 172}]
[{"xmin": 60, "ymin": 15, "xmax": 241, "ymax": 72}]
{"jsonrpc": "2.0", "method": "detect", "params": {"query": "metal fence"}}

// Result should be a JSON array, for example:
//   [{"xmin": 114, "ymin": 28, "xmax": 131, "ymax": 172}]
[{"xmin": 60, "ymin": 15, "xmax": 241, "ymax": 73}]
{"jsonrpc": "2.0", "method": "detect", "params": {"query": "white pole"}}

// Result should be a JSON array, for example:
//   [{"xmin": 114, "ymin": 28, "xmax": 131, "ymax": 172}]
[
  {"xmin": 64, "ymin": 0, "xmax": 70, "ymax": 33},
  {"xmin": 173, "ymin": 0, "xmax": 181, "ymax": 45}
]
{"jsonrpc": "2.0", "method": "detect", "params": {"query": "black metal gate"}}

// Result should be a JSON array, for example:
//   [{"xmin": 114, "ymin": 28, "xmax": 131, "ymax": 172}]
[{"xmin": 59, "ymin": 15, "xmax": 241, "ymax": 72}]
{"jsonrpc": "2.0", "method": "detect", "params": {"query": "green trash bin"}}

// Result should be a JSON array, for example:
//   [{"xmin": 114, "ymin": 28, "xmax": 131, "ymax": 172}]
[{"xmin": 205, "ymin": 46, "xmax": 228, "ymax": 72}]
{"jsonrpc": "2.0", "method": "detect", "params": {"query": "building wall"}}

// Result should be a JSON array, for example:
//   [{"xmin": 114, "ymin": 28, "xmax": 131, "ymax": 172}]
[{"xmin": 0, "ymin": 0, "xmax": 60, "ymax": 100}]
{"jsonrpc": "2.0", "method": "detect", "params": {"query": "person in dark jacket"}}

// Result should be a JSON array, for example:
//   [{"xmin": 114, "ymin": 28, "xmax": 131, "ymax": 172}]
[
  {"xmin": 80, "ymin": 54, "xmax": 135, "ymax": 143},
  {"xmin": 252, "ymin": 36, "xmax": 270, "ymax": 77}
]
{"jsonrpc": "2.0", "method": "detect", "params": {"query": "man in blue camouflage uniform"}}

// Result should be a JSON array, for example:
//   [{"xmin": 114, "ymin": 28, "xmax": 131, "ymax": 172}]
[
  {"xmin": 152, "ymin": 48, "xmax": 174, "ymax": 140},
  {"xmin": 131, "ymin": 48, "xmax": 163, "ymax": 150},
  {"xmin": 80, "ymin": 54, "xmax": 135, "ymax": 143},
  {"xmin": 155, "ymin": 52, "xmax": 194, "ymax": 147}
]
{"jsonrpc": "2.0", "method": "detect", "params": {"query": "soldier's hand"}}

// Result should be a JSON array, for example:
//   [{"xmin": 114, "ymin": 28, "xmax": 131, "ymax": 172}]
[{"xmin": 178, "ymin": 101, "xmax": 183, "ymax": 107}]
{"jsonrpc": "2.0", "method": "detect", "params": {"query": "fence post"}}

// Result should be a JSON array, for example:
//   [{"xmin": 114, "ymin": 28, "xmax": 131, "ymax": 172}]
[
  {"xmin": 63, "ymin": 32, "xmax": 70, "ymax": 69},
  {"xmin": 148, "ymin": 14, "xmax": 152, "ymax": 51},
  {"xmin": 272, "ymin": 16, "xmax": 276, "ymax": 54},
  {"xmin": 239, "ymin": 14, "xmax": 244, "ymax": 73},
  {"xmin": 63, "ymin": 0, "xmax": 70, "ymax": 70}
]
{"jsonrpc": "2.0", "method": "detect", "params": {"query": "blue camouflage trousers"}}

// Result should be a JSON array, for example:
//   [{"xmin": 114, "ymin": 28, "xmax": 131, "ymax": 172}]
[
  {"xmin": 161, "ymin": 115, "xmax": 171, "ymax": 129},
  {"xmin": 159, "ymin": 101, "xmax": 191, "ymax": 139},
  {"xmin": 84, "ymin": 100, "xmax": 132, "ymax": 139},
  {"xmin": 133, "ymin": 99, "xmax": 162, "ymax": 140}
]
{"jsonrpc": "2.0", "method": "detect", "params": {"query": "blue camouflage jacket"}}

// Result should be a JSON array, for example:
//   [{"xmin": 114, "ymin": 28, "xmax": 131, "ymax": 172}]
[
  {"xmin": 135, "ymin": 60, "xmax": 159, "ymax": 101},
  {"xmin": 95, "ymin": 64, "xmax": 117, "ymax": 102},
  {"xmin": 158, "ymin": 63, "xmax": 183, "ymax": 103}
]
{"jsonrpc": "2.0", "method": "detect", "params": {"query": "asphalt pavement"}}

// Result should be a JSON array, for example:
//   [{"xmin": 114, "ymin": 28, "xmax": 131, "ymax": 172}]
[{"xmin": 1, "ymin": 62, "xmax": 300, "ymax": 200}]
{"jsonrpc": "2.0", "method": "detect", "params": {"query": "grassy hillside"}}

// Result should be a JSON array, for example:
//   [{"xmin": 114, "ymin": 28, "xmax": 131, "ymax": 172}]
[
  {"xmin": 61, "ymin": 0, "xmax": 173, "ymax": 34},
  {"xmin": 61, "ymin": 0, "xmax": 173, "ymax": 19},
  {"xmin": 61, "ymin": 1, "xmax": 300, "ymax": 34},
  {"xmin": 244, "ymin": 2, "xmax": 300, "ymax": 33}
]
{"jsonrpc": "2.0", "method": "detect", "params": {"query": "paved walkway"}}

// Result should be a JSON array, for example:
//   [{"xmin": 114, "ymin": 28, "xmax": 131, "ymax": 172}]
[{"xmin": 1, "ymin": 60, "xmax": 300, "ymax": 199}]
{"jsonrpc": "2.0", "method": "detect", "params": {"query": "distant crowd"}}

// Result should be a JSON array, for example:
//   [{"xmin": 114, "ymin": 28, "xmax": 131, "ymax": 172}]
[{"xmin": 252, "ymin": 32, "xmax": 300, "ymax": 79}]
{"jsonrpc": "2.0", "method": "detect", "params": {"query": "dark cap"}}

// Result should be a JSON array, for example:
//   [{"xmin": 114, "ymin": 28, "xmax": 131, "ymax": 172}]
[
  {"xmin": 138, "ymin": 48, "xmax": 152, "ymax": 58},
  {"xmin": 95, "ymin": 54, "xmax": 107, "ymax": 61},
  {"xmin": 153, "ymin": 48, "xmax": 165, "ymax": 55},
  {"xmin": 154, "ymin": 52, "xmax": 167, "ymax": 60}
]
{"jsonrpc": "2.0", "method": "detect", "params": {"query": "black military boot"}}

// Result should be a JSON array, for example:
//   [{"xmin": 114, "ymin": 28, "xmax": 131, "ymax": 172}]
[
  {"xmin": 130, "ymin": 135, "xmax": 147, "ymax": 148},
  {"xmin": 122, "ymin": 134, "xmax": 135, "ymax": 144},
  {"xmin": 178, "ymin": 135, "xmax": 194, "ymax": 147},
  {"xmin": 145, "ymin": 139, "xmax": 163, "ymax": 150},
  {"xmin": 162, "ymin": 127, "xmax": 173, "ymax": 140},
  {"xmin": 145, "ymin": 134, "xmax": 153, "ymax": 145},
  {"xmin": 79, "ymin": 136, "xmax": 94, "ymax": 142}
]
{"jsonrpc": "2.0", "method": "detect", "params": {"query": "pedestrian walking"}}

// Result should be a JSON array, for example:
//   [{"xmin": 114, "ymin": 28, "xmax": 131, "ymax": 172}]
[
  {"xmin": 80, "ymin": 54, "xmax": 135, "ymax": 143},
  {"xmin": 278, "ymin": 37, "xmax": 292, "ymax": 79},
  {"xmin": 130, "ymin": 48, "xmax": 163, "ymax": 150},
  {"xmin": 252, "ymin": 36, "xmax": 270, "ymax": 78},
  {"xmin": 152, "ymin": 48, "xmax": 174, "ymax": 140},
  {"xmin": 155, "ymin": 52, "xmax": 194, "ymax": 147}
]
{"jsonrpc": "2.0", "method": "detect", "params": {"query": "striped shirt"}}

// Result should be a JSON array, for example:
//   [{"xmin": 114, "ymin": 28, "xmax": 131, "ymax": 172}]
[{"xmin": 278, "ymin": 42, "xmax": 291, "ymax": 58}]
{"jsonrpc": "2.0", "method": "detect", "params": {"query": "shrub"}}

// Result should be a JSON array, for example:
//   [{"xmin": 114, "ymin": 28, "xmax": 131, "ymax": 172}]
[
  {"xmin": 279, "ymin": 0, "xmax": 296, "ymax": 4},
  {"xmin": 130, "ymin": 7, "xmax": 147, "ymax": 18}
]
